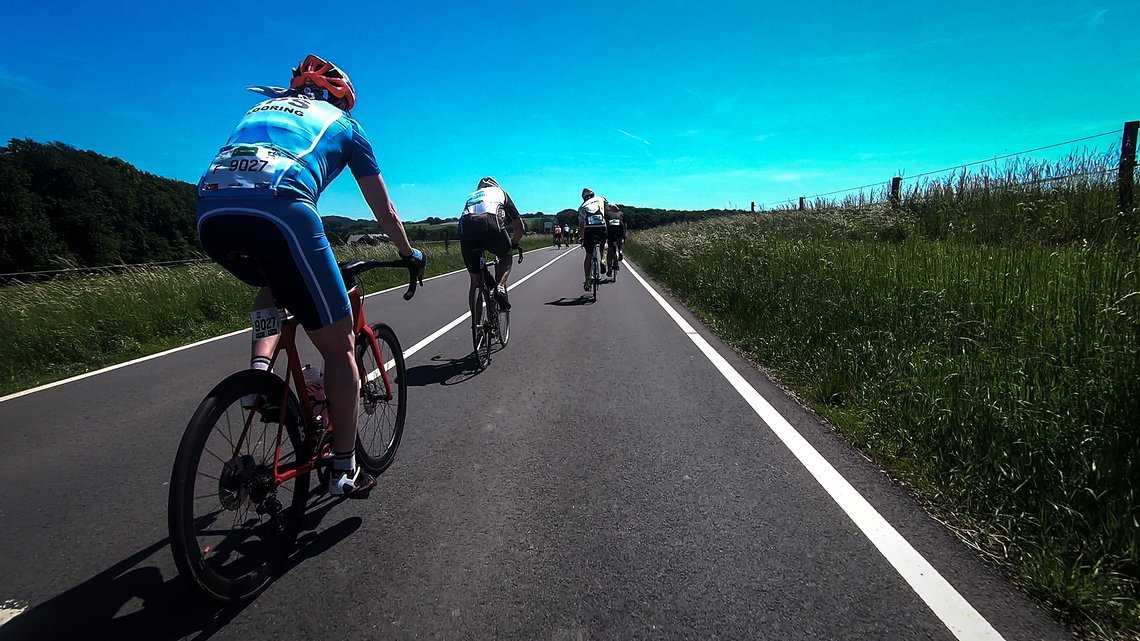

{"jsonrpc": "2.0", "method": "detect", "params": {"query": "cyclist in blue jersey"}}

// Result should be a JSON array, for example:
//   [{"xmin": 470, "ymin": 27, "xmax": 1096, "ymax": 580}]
[{"xmin": 196, "ymin": 54, "xmax": 425, "ymax": 498}]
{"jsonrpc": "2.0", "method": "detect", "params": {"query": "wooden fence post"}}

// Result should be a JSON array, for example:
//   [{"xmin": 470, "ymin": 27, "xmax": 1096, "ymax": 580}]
[
  {"xmin": 750, "ymin": 201, "xmax": 755, "ymax": 212},
  {"xmin": 798, "ymin": 196, "xmax": 805, "ymax": 211},
  {"xmin": 1119, "ymin": 120, "xmax": 1138, "ymax": 212},
  {"xmin": 889, "ymin": 176, "xmax": 902, "ymax": 207}
]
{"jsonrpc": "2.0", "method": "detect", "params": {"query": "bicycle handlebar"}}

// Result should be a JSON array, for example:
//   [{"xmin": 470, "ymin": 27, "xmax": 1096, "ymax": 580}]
[{"xmin": 338, "ymin": 259, "xmax": 422, "ymax": 301}]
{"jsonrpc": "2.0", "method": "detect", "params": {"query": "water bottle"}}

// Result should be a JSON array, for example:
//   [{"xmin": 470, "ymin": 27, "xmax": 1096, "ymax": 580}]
[{"xmin": 302, "ymin": 364, "xmax": 327, "ymax": 422}]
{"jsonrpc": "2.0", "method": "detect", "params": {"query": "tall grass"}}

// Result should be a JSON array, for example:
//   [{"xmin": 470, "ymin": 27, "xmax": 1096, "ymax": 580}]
[
  {"xmin": 0, "ymin": 237, "xmax": 552, "ymax": 396},
  {"xmin": 628, "ymin": 158, "xmax": 1139, "ymax": 637}
]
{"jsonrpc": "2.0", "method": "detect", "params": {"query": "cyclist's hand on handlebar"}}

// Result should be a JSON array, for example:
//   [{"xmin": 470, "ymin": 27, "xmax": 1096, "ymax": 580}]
[
  {"xmin": 401, "ymin": 247, "xmax": 427, "ymax": 283},
  {"xmin": 512, "ymin": 243, "xmax": 524, "ymax": 264}
]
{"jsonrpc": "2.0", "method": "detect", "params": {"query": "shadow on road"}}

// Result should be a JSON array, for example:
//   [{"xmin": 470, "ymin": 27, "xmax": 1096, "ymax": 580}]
[
  {"xmin": 0, "ymin": 495, "xmax": 359, "ymax": 641},
  {"xmin": 405, "ymin": 354, "xmax": 482, "ymax": 387},
  {"xmin": 545, "ymin": 296, "xmax": 595, "ymax": 307}
]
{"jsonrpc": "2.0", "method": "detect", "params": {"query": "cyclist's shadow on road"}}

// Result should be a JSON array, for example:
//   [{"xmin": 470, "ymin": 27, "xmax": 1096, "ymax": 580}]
[
  {"xmin": 0, "ymin": 496, "xmax": 359, "ymax": 641},
  {"xmin": 405, "ymin": 353, "xmax": 482, "ymax": 386},
  {"xmin": 545, "ymin": 295, "xmax": 595, "ymax": 306}
]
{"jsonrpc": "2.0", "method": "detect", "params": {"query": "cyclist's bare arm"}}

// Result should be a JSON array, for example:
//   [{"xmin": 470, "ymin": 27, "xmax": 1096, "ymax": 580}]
[
  {"xmin": 357, "ymin": 173, "xmax": 417, "ymax": 259},
  {"xmin": 503, "ymin": 192, "xmax": 526, "ymax": 246}
]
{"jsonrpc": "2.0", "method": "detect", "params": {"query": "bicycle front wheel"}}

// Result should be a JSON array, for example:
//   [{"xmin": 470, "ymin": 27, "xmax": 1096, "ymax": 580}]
[
  {"xmin": 169, "ymin": 369, "xmax": 309, "ymax": 603},
  {"xmin": 355, "ymin": 323, "xmax": 407, "ymax": 475},
  {"xmin": 592, "ymin": 252, "xmax": 600, "ymax": 301},
  {"xmin": 472, "ymin": 286, "xmax": 492, "ymax": 370},
  {"xmin": 497, "ymin": 303, "xmax": 510, "ymax": 347}
]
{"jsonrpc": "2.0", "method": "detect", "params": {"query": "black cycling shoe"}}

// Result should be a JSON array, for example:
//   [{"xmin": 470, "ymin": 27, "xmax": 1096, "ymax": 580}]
[
  {"xmin": 494, "ymin": 286, "xmax": 511, "ymax": 311},
  {"xmin": 242, "ymin": 394, "xmax": 282, "ymax": 422}
]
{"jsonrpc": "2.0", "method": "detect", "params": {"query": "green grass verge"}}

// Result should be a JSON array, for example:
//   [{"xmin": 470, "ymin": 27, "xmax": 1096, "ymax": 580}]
[
  {"xmin": 0, "ymin": 236, "xmax": 553, "ymax": 396},
  {"xmin": 626, "ymin": 206, "xmax": 1138, "ymax": 638}
]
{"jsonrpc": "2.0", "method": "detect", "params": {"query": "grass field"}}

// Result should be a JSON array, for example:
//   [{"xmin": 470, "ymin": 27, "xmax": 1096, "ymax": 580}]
[
  {"xmin": 626, "ymin": 154, "xmax": 1138, "ymax": 638},
  {"xmin": 0, "ymin": 236, "xmax": 553, "ymax": 396}
]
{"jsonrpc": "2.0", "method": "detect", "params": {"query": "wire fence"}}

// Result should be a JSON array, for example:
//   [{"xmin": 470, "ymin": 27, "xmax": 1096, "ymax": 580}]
[
  {"xmin": 762, "ymin": 127, "xmax": 1130, "ymax": 210},
  {"xmin": 0, "ymin": 258, "xmax": 212, "ymax": 283}
]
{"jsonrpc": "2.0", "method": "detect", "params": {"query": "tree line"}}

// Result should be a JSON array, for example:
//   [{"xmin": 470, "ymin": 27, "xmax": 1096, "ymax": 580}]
[
  {"xmin": 0, "ymin": 139, "xmax": 199, "ymax": 272},
  {"xmin": 0, "ymin": 138, "xmax": 741, "ymax": 272}
]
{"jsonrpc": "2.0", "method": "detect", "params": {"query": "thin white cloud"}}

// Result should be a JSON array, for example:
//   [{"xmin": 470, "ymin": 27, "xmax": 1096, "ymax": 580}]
[
  {"xmin": 616, "ymin": 129, "xmax": 651, "ymax": 145},
  {"xmin": 1086, "ymin": 8, "xmax": 1108, "ymax": 26},
  {"xmin": 753, "ymin": 134, "xmax": 772, "ymax": 142},
  {"xmin": 399, "ymin": 183, "xmax": 417, "ymax": 189},
  {"xmin": 788, "ymin": 49, "xmax": 894, "ymax": 67},
  {"xmin": 0, "ymin": 69, "xmax": 41, "ymax": 94}
]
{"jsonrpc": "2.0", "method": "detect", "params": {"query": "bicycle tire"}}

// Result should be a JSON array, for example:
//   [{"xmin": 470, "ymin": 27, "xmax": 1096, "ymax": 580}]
[
  {"xmin": 592, "ymin": 249, "xmax": 600, "ymax": 301},
  {"xmin": 169, "ymin": 369, "xmax": 309, "ymax": 604},
  {"xmin": 355, "ymin": 323, "xmax": 407, "ymax": 475},
  {"xmin": 472, "ymin": 286, "xmax": 492, "ymax": 371},
  {"xmin": 497, "ymin": 288, "xmax": 511, "ymax": 348}
]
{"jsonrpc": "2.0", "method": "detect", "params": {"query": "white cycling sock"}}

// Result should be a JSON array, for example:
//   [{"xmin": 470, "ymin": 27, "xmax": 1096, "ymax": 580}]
[{"xmin": 251, "ymin": 356, "xmax": 271, "ymax": 371}]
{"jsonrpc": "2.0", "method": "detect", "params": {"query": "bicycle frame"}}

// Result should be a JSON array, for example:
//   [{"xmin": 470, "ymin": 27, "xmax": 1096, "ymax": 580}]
[{"xmin": 230, "ymin": 283, "xmax": 392, "ymax": 486}]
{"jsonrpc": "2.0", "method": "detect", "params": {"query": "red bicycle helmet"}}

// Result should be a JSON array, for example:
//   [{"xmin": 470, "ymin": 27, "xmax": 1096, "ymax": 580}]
[{"xmin": 290, "ymin": 54, "xmax": 357, "ymax": 111}]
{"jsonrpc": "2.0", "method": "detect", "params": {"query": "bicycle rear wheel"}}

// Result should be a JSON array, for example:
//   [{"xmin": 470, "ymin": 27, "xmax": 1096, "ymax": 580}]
[
  {"xmin": 355, "ymin": 323, "xmax": 407, "ymax": 475},
  {"xmin": 169, "ymin": 370, "xmax": 309, "ymax": 603},
  {"xmin": 472, "ymin": 286, "xmax": 492, "ymax": 370}
]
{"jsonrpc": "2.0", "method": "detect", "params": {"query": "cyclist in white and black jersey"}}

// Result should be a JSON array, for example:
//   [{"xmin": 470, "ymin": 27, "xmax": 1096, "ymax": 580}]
[
  {"xmin": 459, "ymin": 177, "xmax": 525, "ymax": 312},
  {"xmin": 578, "ymin": 187, "xmax": 609, "ymax": 290}
]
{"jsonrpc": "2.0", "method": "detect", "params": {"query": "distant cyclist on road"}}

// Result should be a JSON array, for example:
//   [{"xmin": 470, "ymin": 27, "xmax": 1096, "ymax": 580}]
[
  {"xmin": 553, "ymin": 223, "xmax": 564, "ymax": 248},
  {"xmin": 459, "ymin": 177, "xmax": 525, "ymax": 313},
  {"xmin": 196, "ymin": 54, "xmax": 425, "ymax": 498},
  {"xmin": 604, "ymin": 203, "xmax": 626, "ymax": 277},
  {"xmin": 578, "ymin": 187, "xmax": 609, "ymax": 291}
]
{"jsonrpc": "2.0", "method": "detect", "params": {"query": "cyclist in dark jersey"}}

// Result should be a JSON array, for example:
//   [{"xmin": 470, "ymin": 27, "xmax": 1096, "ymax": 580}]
[
  {"xmin": 458, "ymin": 177, "xmax": 525, "ymax": 312},
  {"xmin": 196, "ymin": 54, "xmax": 425, "ymax": 498},
  {"xmin": 604, "ymin": 203, "xmax": 626, "ymax": 276}
]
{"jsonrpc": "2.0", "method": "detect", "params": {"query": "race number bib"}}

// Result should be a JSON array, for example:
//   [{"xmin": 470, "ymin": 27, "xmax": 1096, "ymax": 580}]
[
  {"xmin": 465, "ymin": 190, "xmax": 487, "ymax": 210},
  {"xmin": 607, "ymin": 219, "xmax": 621, "ymax": 226},
  {"xmin": 205, "ymin": 145, "xmax": 291, "ymax": 191},
  {"xmin": 587, "ymin": 214, "xmax": 605, "ymax": 226},
  {"xmin": 251, "ymin": 308, "xmax": 283, "ymax": 340}
]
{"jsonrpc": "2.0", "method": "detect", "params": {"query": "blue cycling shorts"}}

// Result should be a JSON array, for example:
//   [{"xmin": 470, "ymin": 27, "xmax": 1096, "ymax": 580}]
[{"xmin": 197, "ymin": 195, "xmax": 350, "ymax": 330}]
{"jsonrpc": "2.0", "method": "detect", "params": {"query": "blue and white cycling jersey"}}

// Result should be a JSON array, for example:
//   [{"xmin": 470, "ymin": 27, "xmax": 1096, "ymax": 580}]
[{"xmin": 197, "ymin": 97, "xmax": 380, "ymax": 201}]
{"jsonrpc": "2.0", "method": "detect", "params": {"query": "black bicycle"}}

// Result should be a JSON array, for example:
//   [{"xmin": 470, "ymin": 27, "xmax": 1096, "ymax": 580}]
[
  {"xmin": 588, "ymin": 240, "xmax": 602, "ymax": 301},
  {"xmin": 471, "ymin": 245, "xmax": 523, "ymax": 370}
]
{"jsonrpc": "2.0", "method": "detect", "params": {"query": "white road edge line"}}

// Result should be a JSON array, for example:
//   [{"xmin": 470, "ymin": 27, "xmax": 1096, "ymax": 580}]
[
  {"xmin": 0, "ymin": 600, "xmax": 28, "ymax": 627},
  {"xmin": 623, "ymin": 262, "xmax": 1005, "ymax": 641}
]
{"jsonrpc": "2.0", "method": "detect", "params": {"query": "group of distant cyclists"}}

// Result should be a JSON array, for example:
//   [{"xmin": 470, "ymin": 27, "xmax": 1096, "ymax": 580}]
[
  {"xmin": 194, "ymin": 54, "xmax": 626, "ymax": 498},
  {"xmin": 552, "ymin": 224, "xmax": 575, "ymax": 247}
]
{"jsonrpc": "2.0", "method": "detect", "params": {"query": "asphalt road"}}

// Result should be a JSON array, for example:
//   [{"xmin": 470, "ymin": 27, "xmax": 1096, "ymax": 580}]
[{"xmin": 0, "ymin": 244, "xmax": 1074, "ymax": 641}]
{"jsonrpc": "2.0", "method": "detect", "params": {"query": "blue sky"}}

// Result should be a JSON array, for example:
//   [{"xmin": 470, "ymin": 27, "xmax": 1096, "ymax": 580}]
[{"xmin": 1, "ymin": 1, "xmax": 1136, "ymax": 220}]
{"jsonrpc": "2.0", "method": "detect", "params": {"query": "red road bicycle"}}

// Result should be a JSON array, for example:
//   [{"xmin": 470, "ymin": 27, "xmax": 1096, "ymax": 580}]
[{"xmin": 168, "ymin": 258, "xmax": 419, "ymax": 603}]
